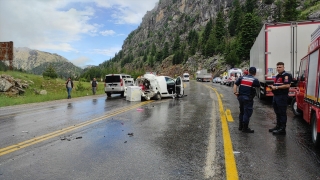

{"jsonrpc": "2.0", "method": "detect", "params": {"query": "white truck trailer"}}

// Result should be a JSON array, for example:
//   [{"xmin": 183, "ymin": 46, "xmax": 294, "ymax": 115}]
[
  {"xmin": 196, "ymin": 69, "xmax": 212, "ymax": 82},
  {"xmin": 250, "ymin": 20, "xmax": 320, "ymax": 99}
]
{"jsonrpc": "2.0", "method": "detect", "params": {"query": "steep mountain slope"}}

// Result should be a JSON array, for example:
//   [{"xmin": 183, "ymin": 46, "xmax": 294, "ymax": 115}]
[
  {"xmin": 10, "ymin": 47, "xmax": 82, "ymax": 78},
  {"xmin": 97, "ymin": 0, "xmax": 320, "ymax": 78}
]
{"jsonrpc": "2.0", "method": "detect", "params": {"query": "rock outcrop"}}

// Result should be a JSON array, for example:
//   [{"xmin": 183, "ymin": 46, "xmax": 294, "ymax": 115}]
[{"xmin": 0, "ymin": 74, "xmax": 30, "ymax": 96}]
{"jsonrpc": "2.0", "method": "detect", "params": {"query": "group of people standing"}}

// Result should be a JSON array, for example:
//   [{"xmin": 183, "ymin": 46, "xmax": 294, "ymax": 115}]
[
  {"xmin": 233, "ymin": 62, "xmax": 291, "ymax": 135},
  {"xmin": 65, "ymin": 77, "xmax": 99, "ymax": 99}
]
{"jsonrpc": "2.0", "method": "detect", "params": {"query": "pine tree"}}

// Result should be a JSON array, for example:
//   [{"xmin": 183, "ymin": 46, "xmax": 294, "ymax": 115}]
[
  {"xmin": 163, "ymin": 42, "xmax": 169, "ymax": 59},
  {"xmin": 205, "ymin": 31, "xmax": 216, "ymax": 57},
  {"xmin": 214, "ymin": 10, "xmax": 226, "ymax": 54},
  {"xmin": 43, "ymin": 64, "xmax": 58, "ymax": 79},
  {"xmin": 202, "ymin": 19, "xmax": 213, "ymax": 45},
  {"xmin": 229, "ymin": 0, "xmax": 243, "ymax": 36},
  {"xmin": 283, "ymin": 0, "xmax": 299, "ymax": 21},
  {"xmin": 143, "ymin": 53, "xmax": 147, "ymax": 62},
  {"xmin": 245, "ymin": 0, "xmax": 257, "ymax": 13},
  {"xmin": 239, "ymin": 13, "xmax": 261, "ymax": 60},
  {"xmin": 151, "ymin": 43, "xmax": 156, "ymax": 56},
  {"xmin": 274, "ymin": 0, "xmax": 284, "ymax": 22},
  {"xmin": 172, "ymin": 34, "xmax": 181, "ymax": 52}
]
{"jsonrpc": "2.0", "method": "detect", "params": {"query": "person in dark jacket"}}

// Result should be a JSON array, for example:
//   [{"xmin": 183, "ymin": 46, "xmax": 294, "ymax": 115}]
[
  {"xmin": 233, "ymin": 67, "xmax": 260, "ymax": 133},
  {"xmin": 65, "ymin": 77, "xmax": 73, "ymax": 99},
  {"xmin": 269, "ymin": 62, "xmax": 292, "ymax": 135},
  {"xmin": 91, "ymin": 78, "xmax": 98, "ymax": 95}
]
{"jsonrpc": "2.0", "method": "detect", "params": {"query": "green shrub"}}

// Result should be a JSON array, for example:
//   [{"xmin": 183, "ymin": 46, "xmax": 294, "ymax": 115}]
[{"xmin": 76, "ymin": 80, "xmax": 86, "ymax": 92}]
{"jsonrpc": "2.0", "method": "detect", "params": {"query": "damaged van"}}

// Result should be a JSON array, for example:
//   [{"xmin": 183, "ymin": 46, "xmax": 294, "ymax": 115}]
[{"xmin": 135, "ymin": 74, "xmax": 184, "ymax": 100}]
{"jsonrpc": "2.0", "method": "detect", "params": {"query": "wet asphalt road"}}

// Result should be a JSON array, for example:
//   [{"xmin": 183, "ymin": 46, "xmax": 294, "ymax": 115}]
[
  {"xmin": 214, "ymin": 82, "xmax": 320, "ymax": 179},
  {"xmin": 0, "ymin": 81, "xmax": 320, "ymax": 179}
]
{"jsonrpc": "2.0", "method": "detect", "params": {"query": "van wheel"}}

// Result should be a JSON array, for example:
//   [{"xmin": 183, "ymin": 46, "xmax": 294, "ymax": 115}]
[
  {"xmin": 107, "ymin": 92, "xmax": 111, "ymax": 97},
  {"xmin": 120, "ymin": 92, "xmax": 124, "ymax": 97},
  {"xmin": 291, "ymin": 97, "xmax": 302, "ymax": 116},
  {"xmin": 311, "ymin": 113, "xmax": 320, "ymax": 147}
]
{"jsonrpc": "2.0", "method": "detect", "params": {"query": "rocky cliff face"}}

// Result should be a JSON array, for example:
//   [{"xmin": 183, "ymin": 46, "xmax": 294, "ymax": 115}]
[
  {"xmin": 118, "ymin": 0, "xmax": 250, "ymax": 77},
  {"xmin": 106, "ymin": 0, "xmax": 320, "ymax": 78}
]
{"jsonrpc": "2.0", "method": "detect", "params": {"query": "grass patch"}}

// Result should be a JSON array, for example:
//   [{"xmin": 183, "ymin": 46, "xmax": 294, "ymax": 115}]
[
  {"xmin": 0, "ymin": 71, "xmax": 106, "ymax": 107},
  {"xmin": 299, "ymin": 1, "xmax": 320, "ymax": 20}
]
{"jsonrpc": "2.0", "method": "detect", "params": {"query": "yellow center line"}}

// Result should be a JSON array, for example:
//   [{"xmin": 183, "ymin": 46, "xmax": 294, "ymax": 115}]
[
  {"xmin": 206, "ymin": 84, "xmax": 238, "ymax": 180},
  {"xmin": 0, "ymin": 101, "xmax": 153, "ymax": 157},
  {"xmin": 225, "ymin": 109, "xmax": 234, "ymax": 122}
]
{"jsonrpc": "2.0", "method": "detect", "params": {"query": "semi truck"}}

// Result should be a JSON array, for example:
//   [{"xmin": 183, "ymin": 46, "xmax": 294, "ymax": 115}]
[
  {"xmin": 250, "ymin": 20, "xmax": 320, "ymax": 99},
  {"xmin": 291, "ymin": 26, "xmax": 320, "ymax": 146},
  {"xmin": 196, "ymin": 69, "xmax": 212, "ymax": 82}
]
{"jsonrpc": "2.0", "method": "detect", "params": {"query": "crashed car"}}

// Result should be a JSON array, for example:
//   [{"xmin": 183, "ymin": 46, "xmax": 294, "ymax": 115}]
[{"xmin": 135, "ymin": 74, "xmax": 184, "ymax": 100}]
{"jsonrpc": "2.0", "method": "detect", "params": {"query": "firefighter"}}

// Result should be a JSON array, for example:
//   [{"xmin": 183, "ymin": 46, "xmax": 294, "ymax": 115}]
[
  {"xmin": 233, "ymin": 67, "xmax": 260, "ymax": 133},
  {"xmin": 269, "ymin": 62, "xmax": 292, "ymax": 135}
]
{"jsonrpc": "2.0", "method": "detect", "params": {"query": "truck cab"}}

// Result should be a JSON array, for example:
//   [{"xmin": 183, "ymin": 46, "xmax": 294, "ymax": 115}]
[
  {"xmin": 183, "ymin": 73, "xmax": 190, "ymax": 82},
  {"xmin": 292, "ymin": 35, "xmax": 320, "ymax": 146}
]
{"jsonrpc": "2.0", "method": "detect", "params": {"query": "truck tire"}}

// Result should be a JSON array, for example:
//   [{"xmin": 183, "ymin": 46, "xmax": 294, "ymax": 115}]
[
  {"xmin": 256, "ymin": 87, "xmax": 264, "ymax": 100},
  {"xmin": 311, "ymin": 113, "xmax": 320, "ymax": 147},
  {"xmin": 291, "ymin": 97, "xmax": 302, "ymax": 116},
  {"xmin": 107, "ymin": 92, "xmax": 111, "ymax": 97}
]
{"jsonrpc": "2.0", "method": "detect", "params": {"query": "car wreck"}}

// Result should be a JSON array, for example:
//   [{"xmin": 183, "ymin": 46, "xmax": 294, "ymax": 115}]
[{"xmin": 135, "ymin": 74, "xmax": 184, "ymax": 101}]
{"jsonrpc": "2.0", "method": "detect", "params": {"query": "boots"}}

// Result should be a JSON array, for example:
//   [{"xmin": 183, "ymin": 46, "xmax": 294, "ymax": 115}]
[
  {"xmin": 268, "ymin": 123, "xmax": 280, "ymax": 132},
  {"xmin": 272, "ymin": 126, "xmax": 286, "ymax": 135},
  {"xmin": 242, "ymin": 123, "xmax": 254, "ymax": 133},
  {"xmin": 238, "ymin": 121, "xmax": 243, "ymax": 131}
]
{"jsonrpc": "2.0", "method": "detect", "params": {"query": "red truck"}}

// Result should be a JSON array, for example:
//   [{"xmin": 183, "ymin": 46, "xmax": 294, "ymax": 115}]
[{"xmin": 292, "ymin": 26, "xmax": 320, "ymax": 146}]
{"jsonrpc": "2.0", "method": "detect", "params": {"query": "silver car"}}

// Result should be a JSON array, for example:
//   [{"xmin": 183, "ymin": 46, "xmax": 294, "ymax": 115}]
[{"xmin": 212, "ymin": 77, "xmax": 221, "ymax": 83}]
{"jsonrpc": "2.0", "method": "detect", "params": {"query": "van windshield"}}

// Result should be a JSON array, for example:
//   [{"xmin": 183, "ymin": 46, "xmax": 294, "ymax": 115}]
[{"xmin": 105, "ymin": 76, "xmax": 121, "ymax": 83}]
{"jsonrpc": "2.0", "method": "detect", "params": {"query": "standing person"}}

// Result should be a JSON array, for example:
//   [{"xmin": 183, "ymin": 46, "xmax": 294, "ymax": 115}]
[
  {"xmin": 243, "ymin": 68, "xmax": 249, "ymax": 75},
  {"xmin": 91, "ymin": 78, "xmax": 98, "ymax": 95},
  {"xmin": 65, "ymin": 77, "xmax": 73, "ymax": 99},
  {"xmin": 233, "ymin": 67, "xmax": 260, "ymax": 133},
  {"xmin": 269, "ymin": 62, "xmax": 292, "ymax": 135}
]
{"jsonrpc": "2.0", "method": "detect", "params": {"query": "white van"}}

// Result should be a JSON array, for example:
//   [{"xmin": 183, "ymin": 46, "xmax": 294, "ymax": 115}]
[
  {"xmin": 135, "ymin": 74, "xmax": 184, "ymax": 100},
  {"xmin": 104, "ymin": 74, "xmax": 128, "ymax": 97},
  {"xmin": 225, "ymin": 68, "xmax": 243, "ymax": 86},
  {"xmin": 183, "ymin": 73, "xmax": 190, "ymax": 82}
]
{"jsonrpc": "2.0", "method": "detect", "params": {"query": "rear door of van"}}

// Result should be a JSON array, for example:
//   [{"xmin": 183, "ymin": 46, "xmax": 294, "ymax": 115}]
[{"xmin": 105, "ymin": 74, "xmax": 124, "ymax": 96}]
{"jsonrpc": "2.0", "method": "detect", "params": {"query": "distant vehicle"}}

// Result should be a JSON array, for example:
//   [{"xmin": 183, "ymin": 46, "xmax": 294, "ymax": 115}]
[
  {"xmin": 135, "ymin": 74, "xmax": 184, "ymax": 100},
  {"xmin": 220, "ymin": 75, "xmax": 228, "ymax": 85},
  {"xmin": 225, "ymin": 68, "xmax": 243, "ymax": 86},
  {"xmin": 250, "ymin": 20, "xmax": 320, "ymax": 99},
  {"xmin": 212, "ymin": 77, "xmax": 221, "ymax": 83},
  {"xmin": 196, "ymin": 69, "xmax": 212, "ymax": 82},
  {"xmin": 183, "ymin": 73, "xmax": 190, "ymax": 82},
  {"xmin": 104, "ymin": 74, "xmax": 131, "ymax": 97}
]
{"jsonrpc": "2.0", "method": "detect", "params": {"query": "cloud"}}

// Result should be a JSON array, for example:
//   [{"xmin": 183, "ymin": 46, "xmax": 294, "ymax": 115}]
[
  {"xmin": 0, "ymin": 0, "xmax": 97, "ymax": 51},
  {"xmin": 92, "ymin": 47, "xmax": 122, "ymax": 56},
  {"xmin": 94, "ymin": 0, "xmax": 158, "ymax": 24},
  {"xmin": 100, "ymin": 30, "xmax": 116, "ymax": 36},
  {"xmin": 0, "ymin": 0, "xmax": 159, "ymax": 65},
  {"xmin": 71, "ymin": 56, "xmax": 92, "ymax": 67}
]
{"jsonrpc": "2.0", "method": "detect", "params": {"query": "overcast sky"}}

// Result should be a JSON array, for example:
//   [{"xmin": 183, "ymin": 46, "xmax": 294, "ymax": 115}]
[{"xmin": 0, "ymin": 0, "xmax": 159, "ymax": 67}]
